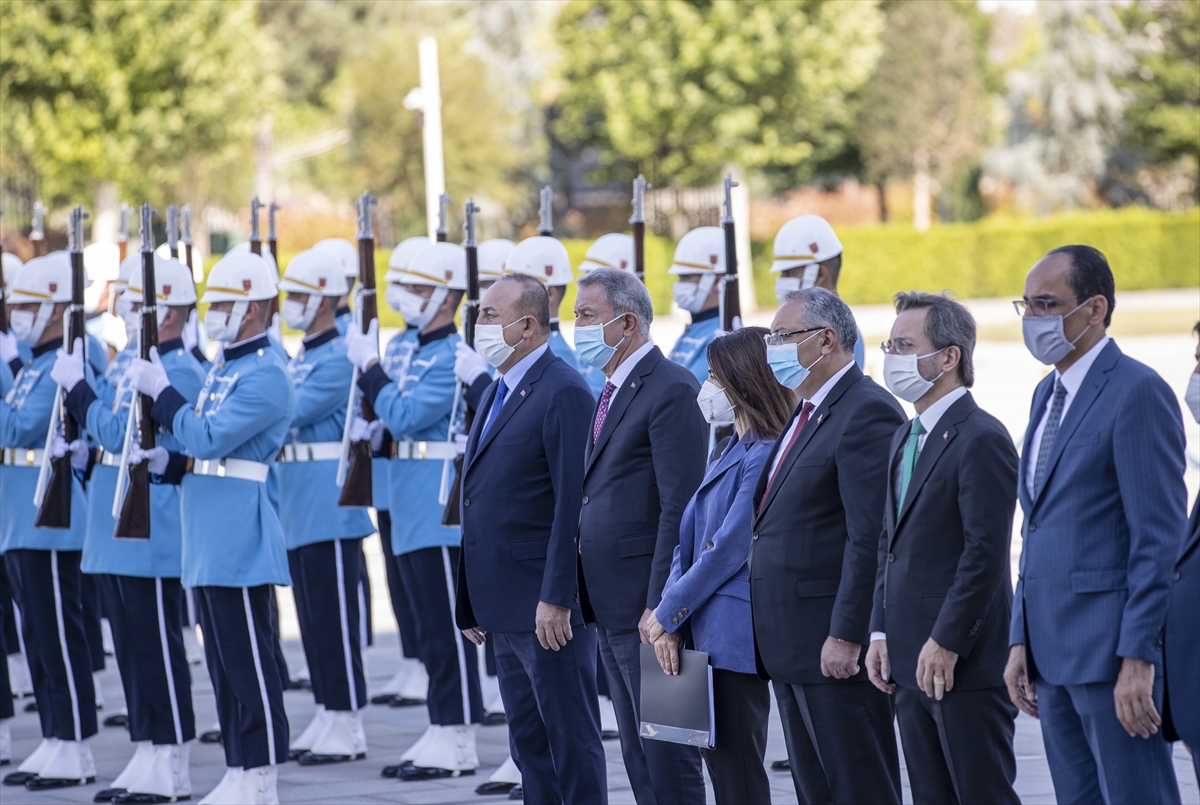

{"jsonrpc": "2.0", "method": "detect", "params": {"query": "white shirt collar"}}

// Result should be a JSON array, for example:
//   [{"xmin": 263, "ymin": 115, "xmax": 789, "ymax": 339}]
[
  {"xmin": 1055, "ymin": 335, "xmax": 1110, "ymax": 397},
  {"xmin": 917, "ymin": 385, "xmax": 968, "ymax": 436},
  {"xmin": 607, "ymin": 339, "xmax": 656, "ymax": 392},
  {"xmin": 499, "ymin": 342, "xmax": 549, "ymax": 391},
  {"xmin": 803, "ymin": 359, "xmax": 856, "ymax": 412}
]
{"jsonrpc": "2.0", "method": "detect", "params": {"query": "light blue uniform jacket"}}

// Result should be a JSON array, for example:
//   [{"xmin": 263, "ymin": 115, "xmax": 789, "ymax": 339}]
[
  {"xmin": 334, "ymin": 307, "xmax": 352, "ymax": 337},
  {"xmin": 668, "ymin": 312, "xmax": 721, "ymax": 383},
  {"xmin": 152, "ymin": 335, "xmax": 296, "ymax": 588},
  {"xmin": 548, "ymin": 323, "xmax": 605, "ymax": 398},
  {"xmin": 275, "ymin": 329, "xmax": 374, "ymax": 549},
  {"xmin": 372, "ymin": 327, "xmax": 419, "ymax": 513},
  {"xmin": 656, "ymin": 433, "xmax": 773, "ymax": 674}
]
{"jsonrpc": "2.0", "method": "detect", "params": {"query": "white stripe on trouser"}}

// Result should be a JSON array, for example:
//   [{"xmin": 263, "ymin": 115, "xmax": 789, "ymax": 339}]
[
  {"xmin": 440, "ymin": 547, "xmax": 470, "ymax": 722},
  {"xmin": 333, "ymin": 540, "xmax": 358, "ymax": 711},
  {"xmin": 50, "ymin": 550, "xmax": 83, "ymax": 740},
  {"xmin": 155, "ymin": 579, "xmax": 184, "ymax": 744},
  {"xmin": 242, "ymin": 588, "xmax": 276, "ymax": 765},
  {"xmin": 358, "ymin": 579, "xmax": 368, "ymax": 650}
]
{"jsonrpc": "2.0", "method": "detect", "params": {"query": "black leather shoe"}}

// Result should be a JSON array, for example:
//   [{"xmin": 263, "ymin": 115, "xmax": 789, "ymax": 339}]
[
  {"xmin": 296, "ymin": 751, "xmax": 365, "ymax": 765},
  {"xmin": 112, "ymin": 792, "xmax": 191, "ymax": 803},
  {"xmin": 4, "ymin": 771, "xmax": 38, "ymax": 786},
  {"xmin": 475, "ymin": 781, "xmax": 517, "ymax": 795},
  {"xmin": 508, "ymin": 785, "xmax": 523, "ymax": 800},
  {"xmin": 369, "ymin": 693, "xmax": 395, "ymax": 705},
  {"xmin": 103, "ymin": 714, "xmax": 130, "ymax": 728},
  {"xmin": 397, "ymin": 765, "xmax": 475, "ymax": 782},
  {"xmin": 482, "ymin": 712, "xmax": 507, "ymax": 726},
  {"xmin": 770, "ymin": 758, "xmax": 790, "ymax": 771},
  {"xmin": 23, "ymin": 701, "xmax": 37, "ymax": 713},
  {"xmin": 25, "ymin": 775, "xmax": 96, "ymax": 790},
  {"xmin": 288, "ymin": 678, "xmax": 312, "ymax": 691},
  {"xmin": 386, "ymin": 696, "xmax": 424, "ymax": 708},
  {"xmin": 94, "ymin": 787, "xmax": 128, "ymax": 802},
  {"xmin": 380, "ymin": 761, "xmax": 411, "ymax": 778},
  {"xmin": 198, "ymin": 730, "xmax": 222, "ymax": 744},
  {"xmin": 286, "ymin": 747, "xmax": 308, "ymax": 761}
]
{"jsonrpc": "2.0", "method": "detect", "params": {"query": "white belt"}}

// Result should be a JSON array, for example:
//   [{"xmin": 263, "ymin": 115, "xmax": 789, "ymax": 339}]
[
  {"xmin": 188, "ymin": 457, "xmax": 270, "ymax": 482},
  {"xmin": 277, "ymin": 442, "xmax": 342, "ymax": 463},
  {"xmin": 1, "ymin": 448, "xmax": 44, "ymax": 467},
  {"xmin": 95, "ymin": 448, "xmax": 123, "ymax": 468},
  {"xmin": 389, "ymin": 440, "xmax": 457, "ymax": 460}
]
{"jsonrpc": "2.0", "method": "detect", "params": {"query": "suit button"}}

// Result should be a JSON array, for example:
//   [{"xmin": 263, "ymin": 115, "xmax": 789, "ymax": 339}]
[
  {"xmin": 575, "ymin": 593, "xmax": 580, "ymax": 603},
  {"xmin": 752, "ymin": 532, "xmax": 759, "ymax": 541},
  {"xmin": 464, "ymin": 499, "xmax": 471, "ymax": 507},
  {"xmin": 887, "ymin": 553, "xmax": 895, "ymax": 563},
  {"xmin": 681, "ymin": 606, "xmax": 688, "ymax": 613},
  {"xmin": 1028, "ymin": 523, "xmax": 1036, "ymax": 532},
  {"xmin": 1174, "ymin": 571, "xmax": 1182, "ymax": 581},
  {"xmin": 705, "ymin": 541, "xmax": 714, "ymax": 549},
  {"xmin": 582, "ymin": 496, "xmax": 589, "ymax": 504}
]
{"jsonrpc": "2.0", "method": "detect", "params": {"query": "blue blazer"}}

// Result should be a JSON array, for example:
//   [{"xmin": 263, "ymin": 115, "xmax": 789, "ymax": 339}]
[
  {"xmin": 455, "ymin": 347, "xmax": 595, "ymax": 635},
  {"xmin": 1010, "ymin": 340, "xmax": 1187, "ymax": 685},
  {"xmin": 657, "ymin": 434, "xmax": 773, "ymax": 674},
  {"xmin": 1164, "ymin": 495, "xmax": 1200, "ymax": 750}
]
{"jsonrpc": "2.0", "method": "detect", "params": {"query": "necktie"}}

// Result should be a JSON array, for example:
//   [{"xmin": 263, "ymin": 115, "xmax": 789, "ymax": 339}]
[
  {"xmin": 759, "ymin": 401, "xmax": 815, "ymax": 511},
  {"xmin": 480, "ymin": 378, "xmax": 509, "ymax": 441},
  {"xmin": 593, "ymin": 382, "xmax": 617, "ymax": 444},
  {"xmin": 1033, "ymin": 379, "xmax": 1067, "ymax": 493},
  {"xmin": 896, "ymin": 417, "xmax": 927, "ymax": 516}
]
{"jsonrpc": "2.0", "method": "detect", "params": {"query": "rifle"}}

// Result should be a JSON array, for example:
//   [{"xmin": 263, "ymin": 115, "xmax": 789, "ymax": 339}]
[
  {"xmin": 436, "ymin": 193, "xmax": 451, "ymax": 243},
  {"xmin": 719, "ymin": 175, "xmax": 741, "ymax": 332},
  {"xmin": 114, "ymin": 202, "xmax": 158, "ymax": 539},
  {"xmin": 537, "ymin": 185, "xmax": 555, "ymax": 237},
  {"xmin": 249, "ymin": 197, "xmax": 263, "ymax": 256},
  {"xmin": 630, "ymin": 174, "xmax": 650, "ymax": 284},
  {"xmin": 336, "ymin": 192, "xmax": 377, "ymax": 507},
  {"xmin": 166, "ymin": 204, "xmax": 179, "ymax": 259},
  {"xmin": 30, "ymin": 201, "xmax": 47, "ymax": 257},
  {"xmin": 118, "ymin": 203, "xmax": 131, "ymax": 263},
  {"xmin": 0, "ymin": 248, "xmax": 7, "ymax": 335},
  {"xmin": 440, "ymin": 198, "xmax": 480, "ymax": 526},
  {"xmin": 267, "ymin": 202, "xmax": 280, "ymax": 263},
  {"xmin": 34, "ymin": 204, "xmax": 88, "ymax": 528},
  {"xmin": 180, "ymin": 205, "xmax": 194, "ymax": 277}
]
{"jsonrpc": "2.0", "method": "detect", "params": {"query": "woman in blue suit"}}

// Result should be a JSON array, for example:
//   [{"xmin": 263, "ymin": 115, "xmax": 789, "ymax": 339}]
[{"xmin": 643, "ymin": 326, "xmax": 795, "ymax": 805}]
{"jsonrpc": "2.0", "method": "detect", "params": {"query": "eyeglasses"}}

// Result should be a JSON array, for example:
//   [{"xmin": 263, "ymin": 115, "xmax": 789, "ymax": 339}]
[
  {"xmin": 764, "ymin": 326, "xmax": 823, "ymax": 347},
  {"xmin": 1012, "ymin": 296, "xmax": 1082, "ymax": 316},
  {"xmin": 880, "ymin": 339, "xmax": 923, "ymax": 356}
]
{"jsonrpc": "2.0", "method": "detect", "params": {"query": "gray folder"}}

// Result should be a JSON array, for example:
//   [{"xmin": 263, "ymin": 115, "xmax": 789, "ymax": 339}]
[{"xmin": 638, "ymin": 644, "xmax": 715, "ymax": 748}]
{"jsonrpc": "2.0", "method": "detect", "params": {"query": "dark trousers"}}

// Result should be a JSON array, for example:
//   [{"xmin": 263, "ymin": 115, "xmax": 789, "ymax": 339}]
[
  {"xmin": 267, "ymin": 588, "xmax": 290, "ymax": 690},
  {"xmin": 0, "ymin": 575, "xmax": 11, "ymax": 720},
  {"xmin": 596, "ymin": 625, "xmax": 705, "ymax": 805},
  {"xmin": 358, "ymin": 542, "xmax": 372, "ymax": 647},
  {"xmin": 774, "ymin": 680, "xmax": 900, "ymax": 805},
  {"xmin": 95, "ymin": 574, "xmax": 195, "ymax": 745},
  {"xmin": 4, "ymin": 549, "xmax": 97, "ymax": 740},
  {"xmin": 1037, "ymin": 676, "xmax": 1180, "ymax": 805},
  {"xmin": 194, "ymin": 585, "xmax": 289, "ymax": 769},
  {"xmin": 895, "ymin": 685, "xmax": 1018, "ymax": 805},
  {"xmin": 494, "ymin": 629, "xmax": 607, "ymax": 805},
  {"xmin": 395, "ymin": 546, "xmax": 483, "ymax": 725},
  {"xmin": 377, "ymin": 510, "xmax": 419, "ymax": 660},
  {"xmin": 81, "ymin": 571, "xmax": 105, "ymax": 672},
  {"xmin": 704, "ymin": 669, "xmax": 771, "ymax": 805},
  {"xmin": 0, "ymin": 558, "xmax": 21, "ymax": 656},
  {"xmin": 288, "ymin": 539, "xmax": 368, "ymax": 712}
]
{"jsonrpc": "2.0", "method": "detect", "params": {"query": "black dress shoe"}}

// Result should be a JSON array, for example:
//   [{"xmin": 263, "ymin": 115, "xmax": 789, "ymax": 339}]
[
  {"xmin": 103, "ymin": 714, "xmax": 130, "ymax": 728},
  {"xmin": 288, "ymin": 678, "xmax": 312, "ymax": 691},
  {"xmin": 198, "ymin": 730, "xmax": 222, "ymax": 744},
  {"xmin": 482, "ymin": 712, "xmax": 507, "ymax": 726},
  {"xmin": 94, "ymin": 787, "xmax": 128, "ymax": 802},
  {"xmin": 508, "ymin": 785, "xmax": 523, "ymax": 800},
  {"xmin": 770, "ymin": 758, "xmax": 790, "ymax": 771},
  {"xmin": 23, "ymin": 701, "xmax": 37, "ymax": 713},
  {"xmin": 369, "ymin": 693, "xmax": 396, "ymax": 706},
  {"xmin": 296, "ymin": 751, "xmax": 365, "ymax": 765},
  {"xmin": 286, "ymin": 747, "xmax": 308, "ymax": 761},
  {"xmin": 386, "ymin": 696, "xmax": 424, "ymax": 708},
  {"xmin": 380, "ymin": 761, "xmax": 412, "ymax": 778},
  {"xmin": 25, "ymin": 775, "xmax": 96, "ymax": 790},
  {"xmin": 4, "ymin": 771, "xmax": 39, "ymax": 786},
  {"xmin": 397, "ymin": 765, "xmax": 475, "ymax": 781},
  {"xmin": 112, "ymin": 792, "xmax": 192, "ymax": 803},
  {"xmin": 475, "ymin": 781, "xmax": 517, "ymax": 795}
]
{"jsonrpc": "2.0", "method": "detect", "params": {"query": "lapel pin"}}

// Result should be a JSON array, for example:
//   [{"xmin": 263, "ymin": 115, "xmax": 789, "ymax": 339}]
[
  {"xmin": 817, "ymin": 414, "xmax": 824, "ymax": 425},
  {"xmin": 631, "ymin": 382, "xmax": 636, "ymax": 388},
  {"xmin": 943, "ymin": 431, "xmax": 948, "ymax": 440},
  {"xmin": 520, "ymin": 389, "xmax": 526, "ymax": 397}
]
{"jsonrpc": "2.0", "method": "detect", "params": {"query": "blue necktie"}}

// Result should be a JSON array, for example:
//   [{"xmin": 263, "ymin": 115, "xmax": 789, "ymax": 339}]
[
  {"xmin": 1033, "ymin": 379, "xmax": 1067, "ymax": 494},
  {"xmin": 480, "ymin": 378, "xmax": 508, "ymax": 441}
]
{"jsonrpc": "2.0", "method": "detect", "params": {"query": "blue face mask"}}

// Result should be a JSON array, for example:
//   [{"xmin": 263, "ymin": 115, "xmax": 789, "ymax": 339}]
[
  {"xmin": 574, "ymin": 315, "xmax": 627, "ymax": 369},
  {"xmin": 767, "ymin": 330, "xmax": 823, "ymax": 390}
]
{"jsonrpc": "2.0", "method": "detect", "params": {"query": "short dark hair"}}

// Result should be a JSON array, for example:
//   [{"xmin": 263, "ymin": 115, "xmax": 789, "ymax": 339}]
[
  {"xmin": 821, "ymin": 253, "xmax": 842, "ymax": 287},
  {"xmin": 1048, "ymin": 245, "xmax": 1115, "ymax": 327},
  {"xmin": 707, "ymin": 327, "xmax": 795, "ymax": 441},
  {"xmin": 496, "ymin": 274, "xmax": 550, "ymax": 332},
  {"xmin": 893, "ymin": 290, "xmax": 976, "ymax": 387}
]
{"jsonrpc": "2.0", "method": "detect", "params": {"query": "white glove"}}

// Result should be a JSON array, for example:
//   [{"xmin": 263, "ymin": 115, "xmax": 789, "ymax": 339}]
[
  {"xmin": 0, "ymin": 329, "xmax": 18, "ymax": 365},
  {"xmin": 51, "ymin": 339, "xmax": 86, "ymax": 392},
  {"xmin": 182, "ymin": 309, "xmax": 199, "ymax": 351},
  {"xmin": 268, "ymin": 311, "xmax": 282, "ymax": 344},
  {"xmin": 345, "ymin": 319, "xmax": 379, "ymax": 372},
  {"xmin": 349, "ymin": 417, "xmax": 385, "ymax": 451},
  {"xmin": 129, "ymin": 444, "xmax": 169, "ymax": 475},
  {"xmin": 52, "ymin": 435, "xmax": 91, "ymax": 471},
  {"xmin": 127, "ymin": 346, "xmax": 170, "ymax": 400},
  {"xmin": 454, "ymin": 340, "xmax": 489, "ymax": 386}
]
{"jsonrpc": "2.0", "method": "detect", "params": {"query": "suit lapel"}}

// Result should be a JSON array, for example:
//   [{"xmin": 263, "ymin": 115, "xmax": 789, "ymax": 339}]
[
  {"xmin": 883, "ymin": 424, "xmax": 908, "ymax": 537},
  {"xmin": 584, "ymin": 347, "xmax": 662, "ymax": 476},
  {"xmin": 697, "ymin": 437, "xmax": 743, "ymax": 494},
  {"xmin": 1018, "ymin": 377, "xmax": 1054, "ymax": 513},
  {"xmin": 894, "ymin": 393, "xmax": 976, "ymax": 532},
  {"xmin": 474, "ymin": 349, "xmax": 553, "ymax": 458}
]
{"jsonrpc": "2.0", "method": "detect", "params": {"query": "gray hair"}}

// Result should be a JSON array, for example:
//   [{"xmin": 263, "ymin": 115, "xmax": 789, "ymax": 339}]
[
  {"xmin": 783, "ymin": 287, "xmax": 858, "ymax": 355},
  {"xmin": 893, "ymin": 290, "xmax": 976, "ymax": 387},
  {"xmin": 577, "ymin": 267, "xmax": 653, "ymax": 335}
]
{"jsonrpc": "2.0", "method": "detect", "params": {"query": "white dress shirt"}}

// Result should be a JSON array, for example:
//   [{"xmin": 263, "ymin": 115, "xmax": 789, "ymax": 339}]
[
  {"xmin": 605, "ymin": 339, "xmax": 656, "ymax": 406},
  {"xmin": 1024, "ymin": 336, "xmax": 1110, "ymax": 499},
  {"xmin": 499, "ymin": 342, "xmax": 549, "ymax": 393},
  {"xmin": 768, "ymin": 359, "xmax": 856, "ymax": 480}
]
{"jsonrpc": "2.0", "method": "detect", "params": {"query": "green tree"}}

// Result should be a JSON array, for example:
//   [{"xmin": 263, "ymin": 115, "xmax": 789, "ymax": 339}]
[{"xmin": 549, "ymin": 0, "xmax": 883, "ymax": 190}]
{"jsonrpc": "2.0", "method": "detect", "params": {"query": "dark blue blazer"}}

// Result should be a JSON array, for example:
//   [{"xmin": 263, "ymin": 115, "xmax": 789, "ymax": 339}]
[
  {"xmin": 455, "ymin": 347, "xmax": 595, "ymax": 634},
  {"xmin": 1010, "ymin": 340, "xmax": 1187, "ymax": 685},
  {"xmin": 1164, "ymin": 495, "xmax": 1200, "ymax": 749}
]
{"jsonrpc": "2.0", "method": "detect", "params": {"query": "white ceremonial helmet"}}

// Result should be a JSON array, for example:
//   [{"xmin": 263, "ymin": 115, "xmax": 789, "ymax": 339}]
[
  {"xmin": 504, "ymin": 236, "xmax": 573, "ymax": 287},
  {"xmin": 384, "ymin": 236, "xmax": 434, "ymax": 284},
  {"xmin": 578, "ymin": 232, "xmax": 635, "ymax": 274},
  {"xmin": 278, "ymin": 248, "xmax": 347, "ymax": 331},
  {"xmin": 6, "ymin": 256, "xmax": 73, "ymax": 344},
  {"xmin": 314, "ymin": 237, "xmax": 360, "ymax": 280},
  {"xmin": 83, "ymin": 242, "xmax": 120, "ymax": 285},
  {"xmin": 668, "ymin": 226, "xmax": 725, "ymax": 275},
  {"xmin": 201, "ymin": 252, "xmax": 279, "ymax": 303},
  {"xmin": 156, "ymin": 242, "xmax": 207, "ymax": 283},
  {"xmin": 127, "ymin": 256, "xmax": 198, "ymax": 306},
  {"xmin": 385, "ymin": 242, "xmax": 466, "ymax": 328},
  {"xmin": 230, "ymin": 241, "xmax": 278, "ymax": 276},
  {"xmin": 478, "ymin": 238, "xmax": 516, "ymax": 284},
  {"xmin": 770, "ymin": 214, "xmax": 842, "ymax": 274}
]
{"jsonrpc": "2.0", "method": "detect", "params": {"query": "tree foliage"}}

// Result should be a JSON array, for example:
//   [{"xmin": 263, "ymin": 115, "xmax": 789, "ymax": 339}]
[{"xmin": 550, "ymin": 0, "xmax": 883, "ymax": 189}]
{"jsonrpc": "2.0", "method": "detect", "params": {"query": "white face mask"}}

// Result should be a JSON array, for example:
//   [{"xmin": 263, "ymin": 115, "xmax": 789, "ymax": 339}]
[
  {"xmin": 1186, "ymin": 373, "xmax": 1200, "ymax": 424},
  {"xmin": 475, "ymin": 316, "xmax": 529, "ymax": 369},
  {"xmin": 883, "ymin": 348, "xmax": 946, "ymax": 403},
  {"xmin": 697, "ymin": 379, "xmax": 735, "ymax": 424},
  {"xmin": 1022, "ymin": 300, "xmax": 1091, "ymax": 365},
  {"xmin": 282, "ymin": 297, "xmax": 320, "ymax": 332},
  {"xmin": 389, "ymin": 285, "xmax": 445, "ymax": 329},
  {"xmin": 672, "ymin": 273, "xmax": 716, "ymax": 314},
  {"xmin": 204, "ymin": 300, "xmax": 248, "ymax": 343},
  {"xmin": 10, "ymin": 303, "xmax": 53, "ymax": 344},
  {"xmin": 122, "ymin": 308, "xmax": 139, "ymax": 345}
]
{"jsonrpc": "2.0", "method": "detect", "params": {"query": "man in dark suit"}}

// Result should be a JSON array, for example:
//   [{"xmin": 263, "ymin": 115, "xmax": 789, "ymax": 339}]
[
  {"xmin": 455, "ymin": 274, "xmax": 606, "ymax": 805},
  {"xmin": 750, "ymin": 286, "xmax": 905, "ymax": 804},
  {"xmin": 574, "ymin": 268, "xmax": 708, "ymax": 805},
  {"xmin": 866, "ymin": 291, "xmax": 1020, "ymax": 804},
  {"xmin": 1005, "ymin": 245, "xmax": 1186, "ymax": 804}
]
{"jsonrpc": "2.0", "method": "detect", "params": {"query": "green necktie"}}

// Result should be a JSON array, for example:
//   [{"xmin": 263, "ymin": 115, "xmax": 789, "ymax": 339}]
[{"xmin": 896, "ymin": 417, "xmax": 926, "ymax": 516}]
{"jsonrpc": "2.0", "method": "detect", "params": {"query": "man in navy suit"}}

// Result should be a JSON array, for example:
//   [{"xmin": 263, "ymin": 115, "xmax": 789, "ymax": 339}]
[
  {"xmin": 1006, "ymin": 245, "xmax": 1186, "ymax": 804},
  {"xmin": 456, "ymin": 274, "xmax": 607, "ymax": 805}
]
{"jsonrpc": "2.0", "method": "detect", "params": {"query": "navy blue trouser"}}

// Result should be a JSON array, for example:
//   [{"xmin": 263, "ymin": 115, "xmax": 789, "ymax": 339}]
[
  {"xmin": 0, "ymin": 572, "xmax": 12, "ymax": 721},
  {"xmin": 194, "ymin": 585, "xmax": 289, "ymax": 769},
  {"xmin": 288, "ymin": 538, "xmax": 368, "ymax": 712},
  {"xmin": 0, "ymin": 558, "xmax": 21, "ymax": 658},
  {"xmin": 4, "ymin": 549, "xmax": 97, "ymax": 740},
  {"xmin": 495, "ymin": 628, "xmax": 608, "ymax": 805},
  {"xmin": 81, "ymin": 571, "xmax": 105, "ymax": 672},
  {"xmin": 378, "ymin": 510, "xmax": 419, "ymax": 660},
  {"xmin": 395, "ymin": 546, "xmax": 484, "ymax": 725},
  {"xmin": 95, "ymin": 574, "xmax": 195, "ymax": 745}
]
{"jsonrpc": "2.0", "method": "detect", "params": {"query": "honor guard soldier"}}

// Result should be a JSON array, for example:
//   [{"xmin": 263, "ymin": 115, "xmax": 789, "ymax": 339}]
[
  {"xmin": 668, "ymin": 227, "xmax": 725, "ymax": 383},
  {"xmin": 577, "ymin": 233, "xmax": 636, "ymax": 275},
  {"xmin": 312, "ymin": 238, "xmax": 360, "ymax": 337},
  {"xmin": 54, "ymin": 255, "xmax": 206, "ymax": 803},
  {"xmin": 126, "ymin": 251, "xmax": 295, "ymax": 805},
  {"xmin": 1, "ymin": 257, "xmax": 99, "ymax": 790},
  {"xmin": 345, "ymin": 241, "xmax": 485, "ymax": 781},
  {"xmin": 45, "ymin": 250, "xmax": 111, "ymax": 378},
  {"xmin": 273, "ymin": 249, "xmax": 375, "ymax": 765}
]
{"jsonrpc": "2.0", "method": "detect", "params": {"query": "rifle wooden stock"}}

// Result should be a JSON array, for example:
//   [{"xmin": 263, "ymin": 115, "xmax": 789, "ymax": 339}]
[
  {"xmin": 0, "ymin": 253, "xmax": 8, "ymax": 333},
  {"xmin": 339, "ymin": 216, "xmax": 377, "ymax": 508}
]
